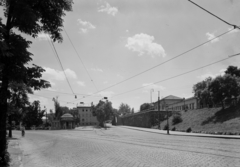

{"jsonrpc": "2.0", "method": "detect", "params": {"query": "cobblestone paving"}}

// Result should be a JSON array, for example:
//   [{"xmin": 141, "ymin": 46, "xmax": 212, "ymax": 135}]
[{"xmin": 13, "ymin": 127, "xmax": 240, "ymax": 167}]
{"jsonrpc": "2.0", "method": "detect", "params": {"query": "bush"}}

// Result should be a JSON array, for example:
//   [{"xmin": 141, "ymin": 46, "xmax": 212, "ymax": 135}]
[
  {"xmin": 186, "ymin": 127, "xmax": 192, "ymax": 133},
  {"xmin": 172, "ymin": 115, "xmax": 183, "ymax": 125},
  {"xmin": 163, "ymin": 124, "xmax": 169, "ymax": 130},
  {"xmin": 171, "ymin": 127, "xmax": 176, "ymax": 131}
]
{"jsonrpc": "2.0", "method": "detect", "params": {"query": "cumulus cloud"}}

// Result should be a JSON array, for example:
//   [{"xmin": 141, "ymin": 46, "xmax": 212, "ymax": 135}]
[
  {"xmin": 77, "ymin": 81, "xmax": 85, "ymax": 87},
  {"xmin": 125, "ymin": 33, "xmax": 166, "ymax": 58},
  {"xmin": 98, "ymin": 91, "xmax": 114, "ymax": 97},
  {"xmin": 197, "ymin": 69, "xmax": 226, "ymax": 80},
  {"xmin": 77, "ymin": 19, "xmax": 96, "ymax": 33},
  {"xmin": 43, "ymin": 67, "xmax": 77, "ymax": 81},
  {"xmin": 37, "ymin": 32, "xmax": 50, "ymax": 40},
  {"xmin": 206, "ymin": 32, "xmax": 219, "ymax": 43},
  {"xmin": 98, "ymin": 2, "xmax": 118, "ymax": 16},
  {"xmin": 142, "ymin": 83, "xmax": 166, "ymax": 93},
  {"xmin": 91, "ymin": 67, "xmax": 103, "ymax": 72}
]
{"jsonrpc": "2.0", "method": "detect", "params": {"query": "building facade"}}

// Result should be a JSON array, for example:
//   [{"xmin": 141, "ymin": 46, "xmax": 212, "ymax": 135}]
[
  {"xmin": 77, "ymin": 106, "xmax": 98, "ymax": 126},
  {"xmin": 153, "ymin": 95, "xmax": 199, "ymax": 111}
]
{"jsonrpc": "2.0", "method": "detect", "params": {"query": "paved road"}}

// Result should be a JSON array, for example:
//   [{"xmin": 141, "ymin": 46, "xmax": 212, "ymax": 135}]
[{"xmin": 13, "ymin": 126, "xmax": 240, "ymax": 167}]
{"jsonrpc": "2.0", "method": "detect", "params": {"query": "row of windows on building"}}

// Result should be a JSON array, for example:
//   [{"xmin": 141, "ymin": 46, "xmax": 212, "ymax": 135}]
[{"xmin": 172, "ymin": 103, "xmax": 195, "ymax": 111}]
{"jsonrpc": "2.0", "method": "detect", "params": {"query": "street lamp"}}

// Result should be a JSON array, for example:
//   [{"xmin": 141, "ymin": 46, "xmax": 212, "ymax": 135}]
[
  {"xmin": 166, "ymin": 104, "xmax": 169, "ymax": 135},
  {"xmin": 158, "ymin": 91, "xmax": 160, "ymax": 129}
]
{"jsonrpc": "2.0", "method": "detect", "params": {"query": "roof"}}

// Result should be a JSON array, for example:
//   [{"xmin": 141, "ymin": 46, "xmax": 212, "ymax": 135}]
[
  {"xmin": 162, "ymin": 95, "xmax": 182, "ymax": 100},
  {"xmin": 61, "ymin": 113, "xmax": 73, "ymax": 118}
]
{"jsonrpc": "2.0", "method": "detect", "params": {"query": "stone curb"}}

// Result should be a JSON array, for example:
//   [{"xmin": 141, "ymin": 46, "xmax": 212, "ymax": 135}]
[{"xmin": 119, "ymin": 126, "xmax": 240, "ymax": 139}]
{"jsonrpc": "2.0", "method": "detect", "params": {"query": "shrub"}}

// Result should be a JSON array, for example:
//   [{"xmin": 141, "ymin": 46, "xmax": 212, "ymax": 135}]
[
  {"xmin": 186, "ymin": 127, "xmax": 192, "ymax": 133},
  {"xmin": 171, "ymin": 127, "xmax": 176, "ymax": 131},
  {"xmin": 172, "ymin": 115, "xmax": 183, "ymax": 125}
]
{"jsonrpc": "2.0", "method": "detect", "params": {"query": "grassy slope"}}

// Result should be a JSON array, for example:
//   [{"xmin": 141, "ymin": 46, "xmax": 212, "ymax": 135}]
[{"xmin": 159, "ymin": 103, "xmax": 240, "ymax": 133}]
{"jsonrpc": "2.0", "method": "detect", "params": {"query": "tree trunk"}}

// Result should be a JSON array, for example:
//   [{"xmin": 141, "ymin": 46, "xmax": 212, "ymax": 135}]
[
  {"xmin": 0, "ymin": 67, "xmax": 9, "ymax": 165},
  {"xmin": 8, "ymin": 115, "xmax": 12, "ymax": 138}
]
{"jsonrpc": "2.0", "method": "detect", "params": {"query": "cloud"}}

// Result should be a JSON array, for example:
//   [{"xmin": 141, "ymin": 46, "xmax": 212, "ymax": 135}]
[
  {"xmin": 206, "ymin": 32, "xmax": 219, "ymax": 43},
  {"xmin": 98, "ymin": 2, "xmax": 118, "ymax": 16},
  {"xmin": 98, "ymin": 91, "xmax": 114, "ymax": 97},
  {"xmin": 125, "ymin": 33, "xmax": 166, "ymax": 58},
  {"xmin": 77, "ymin": 19, "xmax": 96, "ymax": 33},
  {"xmin": 228, "ymin": 27, "xmax": 239, "ymax": 34},
  {"xmin": 142, "ymin": 83, "xmax": 166, "ymax": 93},
  {"xmin": 77, "ymin": 81, "xmax": 85, "ymax": 87},
  {"xmin": 91, "ymin": 67, "xmax": 103, "ymax": 72},
  {"xmin": 37, "ymin": 32, "xmax": 50, "ymax": 41},
  {"xmin": 43, "ymin": 67, "xmax": 77, "ymax": 81},
  {"xmin": 126, "ymin": 30, "xmax": 129, "ymax": 33},
  {"xmin": 197, "ymin": 69, "xmax": 226, "ymax": 80}
]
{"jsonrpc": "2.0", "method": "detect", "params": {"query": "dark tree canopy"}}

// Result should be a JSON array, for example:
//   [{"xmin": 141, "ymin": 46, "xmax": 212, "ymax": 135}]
[
  {"xmin": 140, "ymin": 103, "xmax": 151, "ymax": 112},
  {"xmin": 118, "ymin": 103, "xmax": 131, "ymax": 116}
]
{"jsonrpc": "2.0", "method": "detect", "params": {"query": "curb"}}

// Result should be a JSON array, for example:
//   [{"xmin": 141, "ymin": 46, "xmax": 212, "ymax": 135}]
[
  {"xmin": 120, "ymin": 126, "xmax": 240, "ymax": 139},
  {"xmin": 8, "ymin": 139, "xmax": 23, "ymax": 167}
]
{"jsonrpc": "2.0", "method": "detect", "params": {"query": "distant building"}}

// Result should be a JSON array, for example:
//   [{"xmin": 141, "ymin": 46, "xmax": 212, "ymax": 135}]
[
  {"xmin": 77, "ymin": 106, "xmax": 98, "ymax": 126},
  {"xmin": 153, "ymin": 95, "xmax": 199, "ymax": 111}
]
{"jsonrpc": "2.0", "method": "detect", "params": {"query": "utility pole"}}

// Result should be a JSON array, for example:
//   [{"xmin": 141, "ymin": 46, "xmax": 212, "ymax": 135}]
[
  {"xmin": 158, "ymin": 91, "xmax": 160, "ymax": 129},
  {"xmin": 166, "ymin": 105, "xmax": 169, "ymax": 135}
]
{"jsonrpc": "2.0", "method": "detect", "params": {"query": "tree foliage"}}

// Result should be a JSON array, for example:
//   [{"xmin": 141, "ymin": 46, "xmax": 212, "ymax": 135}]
[
  {"xmin": 140, "ymin": 103, "xmax": 151, "ymax": 112},
  {"xmin": 91, "ymin": 100, "xmax": 114, "ymax": 127},
  {"xmin": 0, "ymin": 0, "xmax": 73, "ymax": 164},
  {"xmin": 193, "ymin": 66, "xmax": 240, "ymax": 109},
  {"xmin": 118, "ymin": 103, "xmax": 131, "ymax": 116},
  {"xmin": 22, "ymin": 101, "xmax": 45, "ymax": 128}
]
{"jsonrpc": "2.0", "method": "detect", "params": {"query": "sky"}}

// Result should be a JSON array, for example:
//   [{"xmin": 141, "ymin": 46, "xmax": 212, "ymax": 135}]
[{"xmin": 1, "ymin": 0, "xmax": 240, "ymax": 113}]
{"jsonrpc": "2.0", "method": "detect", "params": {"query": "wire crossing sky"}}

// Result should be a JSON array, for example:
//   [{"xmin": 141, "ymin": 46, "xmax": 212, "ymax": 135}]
[{"xmin": 10, "ymin": 0, "xmax": 239, "ymax": 111}]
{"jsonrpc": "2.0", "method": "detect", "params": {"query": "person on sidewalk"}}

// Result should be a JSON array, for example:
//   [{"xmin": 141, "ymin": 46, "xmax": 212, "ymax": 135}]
[{"xmin": 21, "ymin": 125, "xmax": 25, "ymax": 137}]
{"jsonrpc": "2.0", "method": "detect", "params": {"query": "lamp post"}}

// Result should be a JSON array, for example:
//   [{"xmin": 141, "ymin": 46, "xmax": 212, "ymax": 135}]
[
  {"xmin": 102, "ymin": 97, "xmax": 108, "ymax": 129},
  {"xmin": 150, "ymin": 89, "xmax": 154, "ymax": 109},
  {"xmin": 158, "ymin": 91, "xmax": 160, "ymax": 129},
  {"xmin": 166, "ymin": 104, "xmax": 169, "ymax": 135},
  {"xmin": 183, "ymin": 98, "xmax": 186, "ymax": 112}
]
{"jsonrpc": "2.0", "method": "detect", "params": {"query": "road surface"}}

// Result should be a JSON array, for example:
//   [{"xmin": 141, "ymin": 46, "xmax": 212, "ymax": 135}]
[{"xmin": 13, "ymin": 126, "xmax": 240, "ymax": 167}]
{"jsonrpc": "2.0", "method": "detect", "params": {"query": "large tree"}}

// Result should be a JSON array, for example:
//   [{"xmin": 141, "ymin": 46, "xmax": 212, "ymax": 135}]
[
  {"xmin": 225, "ymin": 65, "xmax": 240, "ymax": 77},
  {"xmin": 0, "ymin": 0, "xmax": 73, "ymax": 164},
  {"xmin": 140, "ymin": 103, "xmax": 151, "ymax": 112}
]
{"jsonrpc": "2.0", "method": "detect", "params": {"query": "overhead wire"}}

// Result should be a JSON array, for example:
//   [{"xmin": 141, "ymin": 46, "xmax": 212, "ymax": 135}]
[
  {"xmin": 188, "ymin": 0, "xmax": 240, "ymax": 29},
  {"xmin": 75, "ymin": 28, "xmax": 236, "ymax": 101},
  {"xmin": 63, "ymin": 27, "xmax": 99, "ymax": 92},
  {"xmin": 110, "ymin": 53, "xmax": 240, "ymax": 98},
  {"xmin": 49, "ymin": 38, "xmax": 76, "ymax": 96}
]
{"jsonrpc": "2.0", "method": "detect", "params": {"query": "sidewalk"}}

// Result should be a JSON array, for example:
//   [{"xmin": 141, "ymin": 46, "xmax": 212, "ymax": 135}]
[
  {"xmin": 7, "ymin": 138, "xmax": 23, "ymax": 167},
  {"xmin": 119, "ymin": 126, "xmax": 240, "ymax": 139}
]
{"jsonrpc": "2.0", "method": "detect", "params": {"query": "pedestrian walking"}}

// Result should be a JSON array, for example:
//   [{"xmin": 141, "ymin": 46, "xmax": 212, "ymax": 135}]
[{"xmin": 21, "ymin": 125, "xmax": 25, "ymax": 137}]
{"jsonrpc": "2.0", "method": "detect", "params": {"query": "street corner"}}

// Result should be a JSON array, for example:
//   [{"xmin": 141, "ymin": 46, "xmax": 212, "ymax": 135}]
[{"xmin": 8, "ymin": 138, "xmax": 23, "ymax": 167}]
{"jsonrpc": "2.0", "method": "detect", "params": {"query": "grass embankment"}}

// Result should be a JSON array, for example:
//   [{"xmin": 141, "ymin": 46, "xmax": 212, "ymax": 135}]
[{"xmin": 159, "ymin": 103, "xmax": 240, "ymax": 134}]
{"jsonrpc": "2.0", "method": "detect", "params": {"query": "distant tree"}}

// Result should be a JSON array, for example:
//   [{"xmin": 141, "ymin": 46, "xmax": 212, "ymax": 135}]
[
  {"xmin": 22, "ymin": 101, "xmax": 45, "ymax": 128},
  {"xmin": 53, "ymin": 97, "xmax": 63, "ymax": 120},
  {"xmin": 60, "ymin": 106, "xmax": 70, "ymax": 114},
  {"xmin": 140, "ymin": 103, "xmax": 151, "ymax": 112},
  {"xmin": 92, "ymin": 100, "xmax": 114, "ymax": 127},
  {"xmin": 118, "ymin": 103, "xmax": 131, "ymax": 115},
  {"xmin": 131, "ymin": 108, "xmax": 134, "ymax": 114},
  {"xmin": 193, "ymin": 77, "xmax": 213, "ymax": 108},
  {"xmin": 7, "ymin": 82, "xmax": 32, "ymax": 137},
  {"xmin": 225, "ymin": 66, "xmax": 240, "ymax": 77},
  {"xmin": 208, "ymin": 74, "xmax": 240, "ymax": 109}
]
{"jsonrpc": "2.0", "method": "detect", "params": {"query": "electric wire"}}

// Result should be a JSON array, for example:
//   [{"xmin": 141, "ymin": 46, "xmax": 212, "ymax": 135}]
[
  {"xmin": 41, "ymin": 89, "xmax": 102, "ymax": 97},
  {"xmin": 63, "ymin": 27, "xmax": 99, "ymax": 92},
  {"xmin": 75, "ymin": 28, "xmax": 236, "ymax": 101},
  {"xmin": 188, "ymin": 0, "xmax": 240, "ymax": 29},
  {"xmin": 49, "ymin": 39, "xmax": 75, "ymax": 95},
  {"xmin": 110, "ymin": 53, "xmax": 240, "ymax": 98}
]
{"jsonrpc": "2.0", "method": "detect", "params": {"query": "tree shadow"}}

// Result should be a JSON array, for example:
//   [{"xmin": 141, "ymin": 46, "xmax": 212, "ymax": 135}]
[
  {"xmin": 201, "ymin": 104, "xmax": 240, "ymax": 125},
  {"xmin": 7, "ymin": 137, "xmax": 18, "ymax": 140}
]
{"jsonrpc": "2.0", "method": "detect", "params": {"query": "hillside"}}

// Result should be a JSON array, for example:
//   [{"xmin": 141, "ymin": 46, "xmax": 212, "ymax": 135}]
[{"xmin": 159, "ymin": 103, "xmax": 240, "ymax": 134}]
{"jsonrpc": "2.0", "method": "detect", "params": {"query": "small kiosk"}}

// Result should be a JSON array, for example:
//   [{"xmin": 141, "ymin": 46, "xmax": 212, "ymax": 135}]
[{"xmin": 60, "ymin": 113, "xmax": 75, "ymax": 129}]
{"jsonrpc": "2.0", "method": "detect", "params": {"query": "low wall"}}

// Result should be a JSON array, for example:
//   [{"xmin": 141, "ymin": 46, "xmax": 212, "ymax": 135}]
[{"xmin": 117, "ymin": 110, "xmax": 176, "ymax": 128}]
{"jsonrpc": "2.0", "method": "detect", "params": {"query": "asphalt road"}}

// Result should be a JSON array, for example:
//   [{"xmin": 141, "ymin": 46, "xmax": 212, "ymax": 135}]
[{"xmin": 13, "ymin": 126, "xmax": 240, "ymax": 167}]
